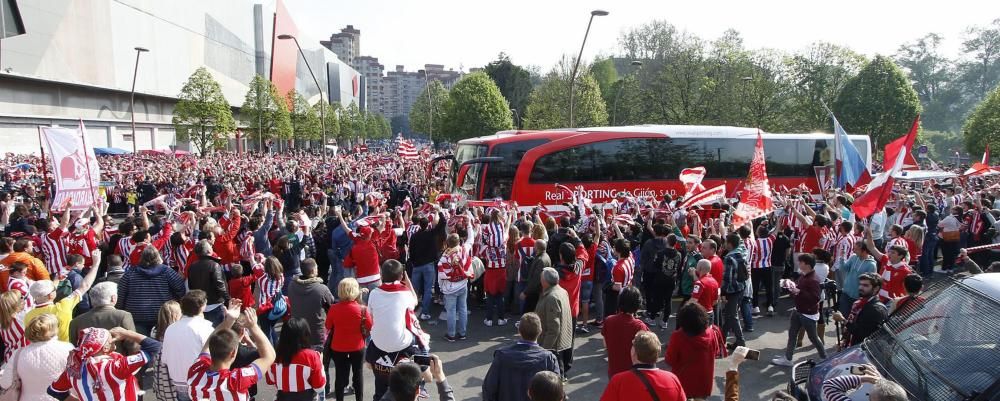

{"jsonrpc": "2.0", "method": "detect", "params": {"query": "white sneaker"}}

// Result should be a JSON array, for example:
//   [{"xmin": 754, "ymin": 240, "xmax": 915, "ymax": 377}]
[
  {"xmin": 497, "ymin": 319, "xmax": 508, "ymax": 326},
  {"xmin": 752, "ymin": 307, "xmax": 761, "ymax": 314},
  {"xmin": 483, "ymin": 319, "xmax": 493, "ymax": 327},
  {"xmin": 771, "ymin": 357, "xmax": 793, "ymax": 367},
  {"xmin": 767, "ymin": 306, "xmax": 775, "ymax": 316},
  {"xmin": 439, "ymin": 312, "xmax": 447, "ymax": 321},
  {"xmin": 419, "ymin": 314, "xmax": 431, "ymax": 321}
]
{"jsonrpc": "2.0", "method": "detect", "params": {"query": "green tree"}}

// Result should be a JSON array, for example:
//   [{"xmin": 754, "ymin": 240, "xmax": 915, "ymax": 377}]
[
  {"xmin": 895, "ymin": 34, "xmax": 962, "ymax": 133},
  {"xmin": 172, "ymin": 67, "xmax": 235, "ymax": 155},
  {"xmin": 484, "ymin": 53, "xmax": 533, "ymax": 129},
  {"xmin": 241, "ymin": 75, "xmax": 292, "ymax": 146},
  {"xmin": 963, "ymin": 84, "xmax": 1000, "ymax": 159},
  {"xmin": 440, "ymin": 72, "xmax": 513, "ymax": 141},
  {"xmin": 833, "ymin": 55, "xmax": 922, "ymax": 147},
  {"xmin": 365, "ymin": 112, "xmax": 390, "ymax": 140},
  {"xmin": 785, "ymin": 42, "xmax": 867, "ymax": 132},
  {"xmin": 314, "ymin": 100, "xmax": 341, "ymax": 143},
  {"xmin": 390, "ymin": 115, "xmax": 410, "ymax": 136},
  {"xmin": 524, "ymin": 60, "xmax": 608, "ymax": 129},
  {"xmin": 410, "ymin": 80, "xmax": 450, "ymax": 137},
  {"xmin": 288, "ymin": 90, "xmax": 321, "ymax": 142},
  {"xmin": 923, "ymin": 130, "xmax": 965, "ymax": 162},
  {"xmin": 590, "ymin": 57, "xmax": 619, "ymax": 99},
  {"xmin": 608, "ymin": 74, "xmax": 642, "ymax": 125},
  {"xmin": 341, "ymin": 102, "xmax": 364, "ymax": 142},
  {"xmin": 957, "ymin": 19, "xmax": 1000, "ymax": 102}
]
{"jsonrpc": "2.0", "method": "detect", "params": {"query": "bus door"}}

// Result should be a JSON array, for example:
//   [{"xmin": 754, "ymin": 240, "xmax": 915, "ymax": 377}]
[{"xmin": 428, "ymin": 155, "xmax": 455, "ymax": 192}]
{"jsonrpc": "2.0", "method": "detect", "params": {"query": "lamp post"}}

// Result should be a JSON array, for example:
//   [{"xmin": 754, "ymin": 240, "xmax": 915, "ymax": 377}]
[
  {"xmin": 129, "ymin": 46, "xmax": 148, "ymax": 154},
  {"xmin": 568, "ymin": 9, "xmax": 608, "ymax": 128},
  {"xmin": 421, "ymin": 69, "xmax": 433, "ymax": 144},
  {"xmin": 278, "ymin": 34, "xmax": 327, "ymax": 163},
  {"xmin": 740, "ymin": 76, "xmax": 752, "ymax": 126},
  {"xmin": 612, "ymin": 60, "xmax": 642, "ymax": 126},
  {"xmin": 510, "ymin": 108, "xmax": 520, "ymax": 129}
]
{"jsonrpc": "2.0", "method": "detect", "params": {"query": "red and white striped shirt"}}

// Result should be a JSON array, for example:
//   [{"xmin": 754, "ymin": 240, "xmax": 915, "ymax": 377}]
[
  {"xmin": 885, "ymin": 236, "xmax": 908, "ymax": 255},
  {"xmin": 264, "ymin": 349, "xmax": 325, "ymax": 393},
  {"xmin": 0, "ymin": 311, "xmax": 28, "ymax": 362},
  {"xmin": 515, "ymin": 237, "xmax": 536, "ymax": 281},
  {"xmin": 478, "ymin": 222, "xmax": 508, "ymax": 269},
  {"xmin": 187, "ymin": 354, "xmax": 262, "ymax": 401},
  {"xmin": 254, "ymin": 264, "xmax": 283, "ymax": 308},
  {"xmin": 50, "ymin": 351, "xmax": 149, "ymax": 401},
  {"xmin": 749, "ymin": 236, "xmax": 774, "ymax": 269},
  {"xmin": 612, "ymin": 255, "xmax": 635, "ymax": 291},
  {"xmin": 39, "ymin": 228, "xmax": 69, "ymax": 278},
  {"xmin": 238, "ymin": 232, "xmax": 255, "ymax": 262},
  {"xmin": 117, "ymin": 237, "xmax": 136, "ymax": 269},
  {"xmin": 833, "ymin": 234, "xmax": 856, "ymax": 269}
]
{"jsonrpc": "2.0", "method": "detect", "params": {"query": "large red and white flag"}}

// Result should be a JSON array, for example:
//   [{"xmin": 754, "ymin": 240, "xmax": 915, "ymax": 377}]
[
  {"xmin": 679, "ymin": 184, "xmax": 726, "ymax": 209},
  {"xmin": 852, "ymin": 117, "xmax": 919, "ymax": 219},
  {"xmin": 679, "ymin": 167, "xmax": 707, "ymax": 198},
  {"xmin": 396, "ymin": 137, "xmax": 418, "ymax": 160},
  {"xmin": 963, "ymin": 144, "xmax": 994, "ymax": 176},
  {"xmin": 732, "ymin": 132, "xmax": 773, "ymax": 227},
  {"xmin": 40, "ymin": 122, "xmax": 101, "ymax": 211}
]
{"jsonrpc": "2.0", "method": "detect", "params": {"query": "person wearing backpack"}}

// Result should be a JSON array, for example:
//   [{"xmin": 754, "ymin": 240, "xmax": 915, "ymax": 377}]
[
  {"xmin": 643, "ymin": 228, "xmax": 681, "ymax": 330},
  {"xmin": 720, "ymin": 234, "xmax": 748, "ymax": 347},
  {"xmin": 638, "ymin": 225, "xmax": 669, "ymax": 327}
]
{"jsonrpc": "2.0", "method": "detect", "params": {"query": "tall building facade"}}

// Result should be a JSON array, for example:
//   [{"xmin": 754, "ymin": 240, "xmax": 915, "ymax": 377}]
[{"xmin": 321, "ymin": 25, "xmax": 462, "ymax": 123}]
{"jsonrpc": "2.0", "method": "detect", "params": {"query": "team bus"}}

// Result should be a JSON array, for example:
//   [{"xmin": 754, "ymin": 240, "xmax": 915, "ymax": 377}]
[{"xmin": 434, "ymin": 125, "xmax": 872, "ymax": 207}]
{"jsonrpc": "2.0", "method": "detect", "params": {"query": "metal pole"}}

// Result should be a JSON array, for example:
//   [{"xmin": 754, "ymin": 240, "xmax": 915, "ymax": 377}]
[
  {"xmin": 423, "ymin": 70, "xmax": 433, "ymax": 143},
  {"xmin": 569, "ymin": 14, "xmax": 596, "ymax": 129},
  {"xmin": 613, "ymin": 60, "xmax": 642, "ymax": 126},
  {"xmin": 286, "ymin": 36, "xmax": 327, "ymax": 163},
  {"xmin": 129, "ymin": 47, "xmax": 148, "ymax": 154}
]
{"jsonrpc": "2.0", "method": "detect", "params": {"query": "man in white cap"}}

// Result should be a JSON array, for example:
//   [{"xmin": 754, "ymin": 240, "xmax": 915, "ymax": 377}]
[
  {"xmin": 25, "ymin": 249, "xmax": 100, "ymax": 341},
  {"xmin": 66, "ymin": 205, "xmax": 105, "ymax": 268}
]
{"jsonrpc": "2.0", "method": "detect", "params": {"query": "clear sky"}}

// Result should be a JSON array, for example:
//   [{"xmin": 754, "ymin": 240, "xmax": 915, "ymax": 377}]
[{"xmin": 281, "ymin": 0, "xmax": 1000, "ymax": 73}]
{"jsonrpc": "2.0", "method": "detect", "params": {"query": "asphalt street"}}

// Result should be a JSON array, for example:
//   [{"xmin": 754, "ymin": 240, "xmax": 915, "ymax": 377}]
[{"xmin": 229, "ymin": 293, "xmax": 831, "ymax": 401}]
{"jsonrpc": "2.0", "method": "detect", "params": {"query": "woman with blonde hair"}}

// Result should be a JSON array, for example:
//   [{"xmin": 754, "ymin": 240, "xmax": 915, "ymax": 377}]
[
  {"xmin": 152, "ymin": 301, "xmax": 181, "ymax": 401},
  {"xmin": 324, "ymin": 278, "xmax": 372, "ymax": 401},
  {"xmin": 904, "ymin": 225, "xmax": 925, "ymax": 266},
  {"xmin": 0, "ymin": 290, "xmax": 29, "ymax": 364},
  {"xmin": 0, "ymin": 314, "xmax": 73, "ymax": 401}
]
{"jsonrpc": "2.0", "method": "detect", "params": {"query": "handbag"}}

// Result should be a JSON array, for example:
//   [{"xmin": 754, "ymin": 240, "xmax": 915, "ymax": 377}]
[
  {"xmin": 0, "ymin": 349, "xmax": 22, "ymax": 401},
  {"xmin": 941, "ymin": 230, "xmax": 960, "ymax": 242},
  {"xmin": 360, "ymin": 306, "xmax": 370, "ymax": 338}
]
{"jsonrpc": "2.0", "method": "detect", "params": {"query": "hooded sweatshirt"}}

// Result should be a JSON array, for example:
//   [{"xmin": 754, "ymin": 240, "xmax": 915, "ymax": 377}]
[
  {"xmin": 288, "ymin": 276, "xmax": 335, "ymax": 346},
  {"xmin": 665, "ymin": 325, "xmax": 725, "ymax": 398},
  {"xmin": 116, "ymin": 263, "xmax": 186, "ymax": 323}
]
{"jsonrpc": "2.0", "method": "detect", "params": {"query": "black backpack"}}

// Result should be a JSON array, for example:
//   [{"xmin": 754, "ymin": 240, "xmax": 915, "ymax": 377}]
[
  {"xmin": 734, "ymin": 252, "xmax": 749, "ymax": 282},
  {"xmin": 518, "ymin": 247, "xmax": 535, "ymax": 282},
  {"xmin": 652, "ymin": 248, "xmax": 680, "ymax": 278}
]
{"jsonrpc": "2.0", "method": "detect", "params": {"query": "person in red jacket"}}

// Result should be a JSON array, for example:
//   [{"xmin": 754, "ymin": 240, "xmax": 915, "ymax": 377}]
[
  {"xmin": 325, "ymin": 278, "xmax": 372, "ymax": 401},
  {"xmin": 343, "ymin": 225, "xmax": 381, "ymax": 292},
  {"xmin": 211, "ymin": 207, "xmax": 243, "ymax": 265},
  {"xmin": 665, "ymin": 303, "xmax": 724, "ymax": 399},
  {"xmin": 602, "ymin": 331, "xmax": 686, "ymax": 401}
]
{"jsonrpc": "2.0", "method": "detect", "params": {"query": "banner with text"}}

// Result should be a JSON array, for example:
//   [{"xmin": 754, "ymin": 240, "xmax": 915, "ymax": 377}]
[{"xmin": 40, "ymin": 124, "xmax": 100, "ymax": 211}]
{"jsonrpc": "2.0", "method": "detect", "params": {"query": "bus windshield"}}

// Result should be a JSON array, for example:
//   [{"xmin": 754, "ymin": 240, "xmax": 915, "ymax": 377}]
[{"xmin": 453, "ymin": 144, "xmax": 487, "ymax": 197}]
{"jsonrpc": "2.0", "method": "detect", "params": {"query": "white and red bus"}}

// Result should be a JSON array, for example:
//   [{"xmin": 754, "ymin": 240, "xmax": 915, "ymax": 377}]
[{"xmin": 437, "ymin": 125, "xmax": 871, "ymax": 207}]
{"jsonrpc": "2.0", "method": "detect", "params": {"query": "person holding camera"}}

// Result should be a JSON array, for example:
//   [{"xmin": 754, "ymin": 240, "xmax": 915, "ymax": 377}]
[
  {"xmin": 383, "ymin": 355, "xmax": 454, "ymax": 401},
  {"xmin": 771, "ymin": 253, "xmax": 826, "ymax": 367}
]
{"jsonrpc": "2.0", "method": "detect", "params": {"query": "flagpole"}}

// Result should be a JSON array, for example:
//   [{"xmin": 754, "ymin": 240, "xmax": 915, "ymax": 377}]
[
  {"xmin": 78, "ymin": 119, "xmax": 98, "ymax": 207},
  {"xmin": 820, "ymin": 99, "xmax": 841, "ymax": 190},
  {"xmin": 37, "ymin": 126, "xmax": 50, "ymax": 209}
]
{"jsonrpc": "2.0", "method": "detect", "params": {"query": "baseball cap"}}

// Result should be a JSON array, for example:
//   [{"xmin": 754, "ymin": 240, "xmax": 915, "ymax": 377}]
[{"xmin": 29, "ymin": 280, "xmax": 56, "ymax": 302}]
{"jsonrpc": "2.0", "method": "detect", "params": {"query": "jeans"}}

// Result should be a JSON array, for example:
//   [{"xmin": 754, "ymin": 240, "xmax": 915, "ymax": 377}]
[
  {"xmin": 750, "ymin": 267, "xmax": 775, "ymax": 309},
  {"xmin": 411, "ymin": 263, "xmax": 436, "ymax": 316},
  {"xmin": 515, "ymin": 282, "xmax": 528, "ymax": 313},
  {"xmin": 592, "ymin": 282, "xmax": 605, "ymax": 322},
  {"xmin": 331, "ymin": 350, "xmax": 364, "ymax": 401},
  {"xmin": 740, "ymin": 296, "xmax": 753, "ymax": 330},
  {"xmin": 443, "ymin": 286, "xmax": 468, "ymax": 337},
  {"xmin": 722, "ymin": 293, "xmax": 745, "ymax": 346},
  {"xmin": 919, "ymin": 237, "xmax": 938, "ymax": 276},
  {"xmin": 644, "ymin": 273, "xmax": 674, "ymax": 322},
  {"xmin": 941, "ymin": 240, "xmax": 960, "ymax": 271},
  {"xmin": 486, "ymin": 294, "xmax": 505, "ymax": 322},
  {"xmin": 785, "ymin": 311, "xmax": 827, "ymax": 360},
  {"xmin": 327, "ymin": 249, "xmax": 345, "ymax": 297},
  {"xmin": 259, "ymin": 315, "xmax": 277, "ymax": 344}
]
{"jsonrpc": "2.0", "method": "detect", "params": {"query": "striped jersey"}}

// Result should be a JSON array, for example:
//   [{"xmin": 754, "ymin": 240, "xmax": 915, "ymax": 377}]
[
  {"xmin": 7, "ymin": 277, "xmax": 33, "ymax": 309},
  {"xmin": 117, "ymin": 237, "xmax": 136, "ymax": 269},
  {"xmin": 478, "ymin": 223, "xmax": 508, "ymax": 269},
  {"xmin": 515, "ymin": 237, "xmax": 536, "ymax": 282},
  {"xmin": 49, "ymin": 351, "xmax": 150, "ymax": 401},
  {"xmin": 238, "ymin": 232, "xmax": 255, "ymax": 262},
  {"xmin": 187, "ymin": 354, "xmax": 262, "ymax": 401},
  {"xmin": 264, "ymin": 349, "xmax": 325, "ymax": 393},
  {"xmin": 833, "ymin": 234, "xmax": 856, "ymax": 269},
  {"xmin": 40, "ymin": 228, "xmax": 69, "ymax": 278},
  {"xmin": 612, "ymin": 255, "xmax": 635, "ymax": 290},
  {"xmin": 0, "ymin": 311, "xmax": 28, "ymax": 362},
  {"xmin": 884, "ymin": 236, "xmax": 908, "ymax": 255},
  {"xmin": 254, "ymin": 263, "xmax": 283, "ymax": 307},
  {"xmin": 749, "ymin": 236, "xmax": 774, "ymax": 269}
]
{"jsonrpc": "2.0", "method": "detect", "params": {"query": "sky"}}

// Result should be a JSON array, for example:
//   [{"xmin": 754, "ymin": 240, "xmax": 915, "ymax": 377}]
[{"xmin": 282, "ymin": 0, "xmax": 1000, "ymax": 73}]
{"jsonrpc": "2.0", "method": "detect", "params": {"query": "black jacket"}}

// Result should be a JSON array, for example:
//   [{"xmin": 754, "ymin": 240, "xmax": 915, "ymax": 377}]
[
  {"xmin": 186, "ymin": 255, "xmax": 230, "ymax": 305},
  {"xmin": 845, "ymin": 295, "xmax": 888, "ymax": 346},
  {"xmin": 408, "ymin": 212, "xmax": 447, "ymax": 267},
  {"xmin": 482, "ymin": 342, "xmax": 561, "ymax": 401},
  {"xmin": 639, "ymin": 237, "xmax": 669, "ymax": 274}
]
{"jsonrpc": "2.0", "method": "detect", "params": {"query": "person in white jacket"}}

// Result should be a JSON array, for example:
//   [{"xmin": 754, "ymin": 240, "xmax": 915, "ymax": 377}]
[
  {"xmin": 0, "ymin": 314, "xmax": 73, "ymax": 401},
  {"xmin": 437, "ymin": 212, "xmax": 477, "ymax": 342}
]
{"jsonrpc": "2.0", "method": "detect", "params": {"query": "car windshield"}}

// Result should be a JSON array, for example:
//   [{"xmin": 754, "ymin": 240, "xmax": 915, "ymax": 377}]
[{"xmin": 863, "ymin": 278, "xmax": 1000, "ymax": 400}]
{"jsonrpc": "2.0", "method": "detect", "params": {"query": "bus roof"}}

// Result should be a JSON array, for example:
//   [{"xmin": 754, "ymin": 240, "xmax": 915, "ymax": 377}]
[{"xmin": 456, "ymin": 124, "xmax": 868, "ymax": 145}]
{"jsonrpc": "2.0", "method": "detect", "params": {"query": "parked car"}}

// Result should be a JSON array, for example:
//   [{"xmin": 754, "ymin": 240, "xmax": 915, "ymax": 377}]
[{"xmin": 790, "ymin": 273, "xmax": 1000, "ymax": 401}]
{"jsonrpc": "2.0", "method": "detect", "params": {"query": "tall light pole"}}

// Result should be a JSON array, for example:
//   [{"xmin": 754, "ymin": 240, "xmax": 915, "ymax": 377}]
[
  {"xmin": 740, "ymin": 75, "xmax": 752, "ymax": 126},
  {"xmin": 129, "ymin": 46, "xmax": 148, "ymax": 154},
  {"xmin": 569, "ymin": 9, "xmax": 608, "ymax": 128},
  {"xmin": 278, "ymin": 34, "xmax": 327, "ymax": 163},
  {"xmin": 421, "ymin": 70, "xmax": 433, "ymax": 144},
  {"xmin": 613, "ymin": 60, "xmax": 642, "ymax": 125}
]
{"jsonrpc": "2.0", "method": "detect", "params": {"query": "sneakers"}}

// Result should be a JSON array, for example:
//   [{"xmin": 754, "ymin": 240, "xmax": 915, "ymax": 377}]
[
  {"xmin": 497, "ymin": 318, "xmax": 508, "ymax": 326},
  {"xmin": 443, "ymin": 335, "xmax": 457, "ymax": 343},
  {"xmin": 752, "ymin": 307, "xmax": 761, "ymax": 315},
  {"xmin": 419, "ymin": 313, "xmax": 432, "ymax": 321},
  {"xmin": 575, "ymin": 324, "xmax": 590, "ymax": 334},
  {"xmin": 659, "ymin": 321, "xmax": 669, "ymax": 330},
  {"xmin": 588, "ymin": 320, "xmax": 603, "ymax": 328},
  {"xmin": 457, "ymin": 334, "xmax": 468, "ymax": 341},
  {"xmin": 483, "ymin": 319, "xmax": 493, "ymax": 327},
  {"xmin": 767, "ymin": 306, "xmax": 775, "ymax": 317},
  {"xmin": 771, "ymin": 357, "xmax": 794, "ymax": 367}
]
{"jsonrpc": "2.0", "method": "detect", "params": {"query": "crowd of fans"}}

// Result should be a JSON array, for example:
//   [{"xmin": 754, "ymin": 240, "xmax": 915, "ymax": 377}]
[{"xmin": 0, "ymin": 147, "xmax": 998, "ymax": 401}]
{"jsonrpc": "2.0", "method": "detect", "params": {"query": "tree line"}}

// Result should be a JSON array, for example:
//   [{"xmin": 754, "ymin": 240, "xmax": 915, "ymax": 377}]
[
  {"xmin": 409, "ymin": 18, "xmax": 1000, "ymax": 162},
  {"xmin": 172, "ymin": 68, "xmax": 392, "ymax": 154}
]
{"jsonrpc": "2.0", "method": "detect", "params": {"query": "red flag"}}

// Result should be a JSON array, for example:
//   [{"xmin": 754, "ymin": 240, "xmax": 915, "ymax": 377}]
[
  {"xmin": 852, "ymin": 117, "xmax": 919, "ymax": 218},
  {"xmin": 679, "ymin": 184, "xmax": 726, "ymax": 209},
  {"xmin": 963, "ymin": 144, "xmax": 992, "ymax": 176},
  {"xmin": 732, "ymin": 132, "xmax": 773, "ymax": 227},
  {"xmin": 679, "ymin": 167, "xmax": 707, "ymax": 198}
]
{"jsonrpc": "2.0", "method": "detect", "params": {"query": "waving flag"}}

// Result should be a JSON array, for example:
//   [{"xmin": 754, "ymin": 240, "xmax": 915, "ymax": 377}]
[
  {"xmin": 40, "ymin": 121, "xmax": 101, "ymax": 211},
  {"xmin": 964, "ymin": 144, "xmax": 993, "ymax": 176},
  {"xmin": 396, "ymin": 135, "xmax": 418, "ymax": 160},
  {"xmin": 679, "ymin": 167, "xmax": 707, "ymax": 197},
  {"xmin": 852, "ymin": 117, "xmax": 919, "ymax": 218},
  {"xmin": 732, "ymin": 132, "xmax": 773, "ymax": 227},
  {"xmin": 679, "ymin": 184, "xmax": 726, "ymax": 209},
  {"xmin": 832, "ymin": 115, "xmax": 871, "ymax": 189}
]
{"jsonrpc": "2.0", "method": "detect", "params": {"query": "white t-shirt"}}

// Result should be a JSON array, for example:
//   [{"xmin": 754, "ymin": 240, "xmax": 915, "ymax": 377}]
[
  {"xmin": 368, "ymin": 284, "xmax": 419, "ymax": 353},
  {"xmin": 162, "ymin": 316, "xmax": 214, "ymax": 383}
]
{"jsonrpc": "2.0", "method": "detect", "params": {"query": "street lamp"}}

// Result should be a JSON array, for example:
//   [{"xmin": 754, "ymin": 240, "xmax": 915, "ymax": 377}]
[
  {"xmin": 510, "ymin": 108, "xmax": 520, "ymax": 129},
  {"xmin": 421, "ymin": 70, "xmax": 433, "ymax": 143},
  {"xmin": 613, "ymin": 60, "xmax": 642, "ymax": 126},
  {"xmin": 278, "ymin": 34, "xmax": 327, "ymax": 163},
  {"xmin": 740, "ymin": 76, "xmax": 752, "ymax": 126},
  {"xmin": 568, "ymin": 9, "xmax": 608, "ymax": 128},
  {"xmin": 129, "ymin": 46, "xmax": 148, "ymax": 154}
]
